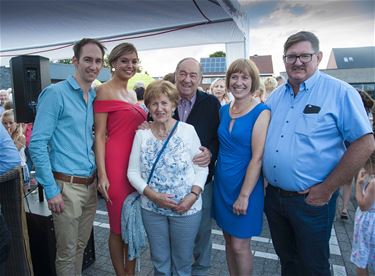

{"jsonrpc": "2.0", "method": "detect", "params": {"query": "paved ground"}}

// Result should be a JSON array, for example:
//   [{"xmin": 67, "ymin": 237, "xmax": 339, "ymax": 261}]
[{"xmin": 83, "ymin": 190, "xmax": 375, "ymax": 276}]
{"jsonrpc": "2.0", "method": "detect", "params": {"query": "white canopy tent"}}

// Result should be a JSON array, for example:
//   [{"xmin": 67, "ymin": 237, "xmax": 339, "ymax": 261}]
[{"xmin": 0, "ymin": 0, "xmax": 252, "ymax": 68}]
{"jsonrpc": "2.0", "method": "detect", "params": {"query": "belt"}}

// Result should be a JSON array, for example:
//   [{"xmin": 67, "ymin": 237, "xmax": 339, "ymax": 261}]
[
  {"xmin": 268, "ymin": 184, "xmax": 304, "ymax": 197},
  {"xmin": 53, "ymin": 172, "xmax": 96, "ymax": 185}
]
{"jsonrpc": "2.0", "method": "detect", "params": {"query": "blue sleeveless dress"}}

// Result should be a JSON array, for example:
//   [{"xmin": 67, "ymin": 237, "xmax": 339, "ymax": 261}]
[{"xmin": 213, "ymin": 103, "xmax": 269, "ymax": 238}]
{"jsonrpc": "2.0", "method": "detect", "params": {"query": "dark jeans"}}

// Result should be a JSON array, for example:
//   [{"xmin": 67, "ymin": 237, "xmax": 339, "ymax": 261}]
[{"xmin": 264, "ymin": 185, "xmax": 338, "ymax": 276}]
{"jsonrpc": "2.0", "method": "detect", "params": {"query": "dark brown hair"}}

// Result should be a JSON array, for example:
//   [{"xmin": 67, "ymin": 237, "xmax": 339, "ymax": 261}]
[
  {"xmin": 357, "ymin": 89, "xmax": 374, "ymax": 109},
  {"xmin": 73, "ymin": 38, "xmax": 106, "ymax": 60},
  {"xmin": 284, "ymin": 31, "xmax": 320, "ymax": 54}
]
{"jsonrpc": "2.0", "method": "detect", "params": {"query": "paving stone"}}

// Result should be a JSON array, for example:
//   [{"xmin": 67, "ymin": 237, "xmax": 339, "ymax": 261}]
[{"xmin": 82, "ymin": 195, "xmax": 364, "ymax": 276}]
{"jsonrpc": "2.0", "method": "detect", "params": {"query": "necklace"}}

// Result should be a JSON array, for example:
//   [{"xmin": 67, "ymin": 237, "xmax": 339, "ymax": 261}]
[
  {"xmin": 153, "ymin": 122, "xmax": 174, "ymax": 139},
  {"xmin": 156, "ymin": 129, "xmax": 170, "ymax": 139},
  {"xmin": 230, "ymin": 98, "xmax": 253, "ymax": 115}
]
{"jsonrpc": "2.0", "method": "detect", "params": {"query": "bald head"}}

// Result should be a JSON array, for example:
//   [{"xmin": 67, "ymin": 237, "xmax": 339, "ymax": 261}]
[{"xmin": 175, "ymin": 57, "xmax": 202, "ymax": 75}]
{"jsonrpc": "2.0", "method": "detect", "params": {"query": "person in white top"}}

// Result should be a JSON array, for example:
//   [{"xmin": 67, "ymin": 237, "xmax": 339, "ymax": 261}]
[{"xmin": 128, "ymin": 80, "xmax": 208, "ymax": 276}]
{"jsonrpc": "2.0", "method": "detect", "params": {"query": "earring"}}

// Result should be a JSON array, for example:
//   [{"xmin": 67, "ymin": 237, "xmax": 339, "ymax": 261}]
[{"xmin": 111, "ymin": 68, "xmax": 115, "ymax": 72}]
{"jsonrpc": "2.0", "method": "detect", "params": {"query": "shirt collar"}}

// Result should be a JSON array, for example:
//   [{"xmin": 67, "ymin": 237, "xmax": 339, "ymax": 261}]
[
  {"xmin": 67, "ymin": 75, "xmax": 81, "ymax": 91},
  {"xmin": 67, "ymin": 75, "xmax": 96, "ymax": 97},
  {"xmin": 180, "ymin": 93, "xmax": 197, "ymax": 106},
  {"xmin": 285, "ymin": 69, "xmax": 321, "ymax": 94}
]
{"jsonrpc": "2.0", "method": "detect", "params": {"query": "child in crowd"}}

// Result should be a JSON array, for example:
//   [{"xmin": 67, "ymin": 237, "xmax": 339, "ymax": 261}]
[
  {"xmin": 351, "ymin": 153, "xmax": 375, "ymax": 276},
  {"xmin": 1, "ymin": 110, "xmax": 30, "ymax": 185}
]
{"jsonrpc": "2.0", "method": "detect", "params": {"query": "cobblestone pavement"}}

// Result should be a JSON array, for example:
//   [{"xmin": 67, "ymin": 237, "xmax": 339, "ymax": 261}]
[{"xmin": 83, "ymin": 191, "xmax": 375, "ymax": 276}]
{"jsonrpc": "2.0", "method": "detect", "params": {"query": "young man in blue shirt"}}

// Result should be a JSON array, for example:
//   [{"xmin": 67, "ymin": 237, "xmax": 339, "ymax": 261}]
[{"xmin": 30, "ymin": 38, "xmax": 105, "ymax": 276}]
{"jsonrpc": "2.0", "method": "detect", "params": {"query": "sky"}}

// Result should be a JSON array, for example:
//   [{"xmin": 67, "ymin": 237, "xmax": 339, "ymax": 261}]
[
  {"xmin": 139, "ymin": 0, "xmax": 375, "ymax": 77},
  {"xmin": 1, "ymin": 0, "xmax": 374, "ymax": 78}
]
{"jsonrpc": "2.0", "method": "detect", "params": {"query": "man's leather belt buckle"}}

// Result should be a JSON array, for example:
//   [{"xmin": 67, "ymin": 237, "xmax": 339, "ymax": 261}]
[
  {"xmin": 270, "ymin": 185, "xmax": 302, "ymax": 197},
  {"xmin": 53, "ymin": 172, "xmax": 96, "ymax": 185}
]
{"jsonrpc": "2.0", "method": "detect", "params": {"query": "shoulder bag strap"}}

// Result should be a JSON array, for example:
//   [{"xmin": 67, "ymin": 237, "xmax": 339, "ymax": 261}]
[{"xmin": 147, "ymin": 121, "xmax": 179, "ymax": 184}]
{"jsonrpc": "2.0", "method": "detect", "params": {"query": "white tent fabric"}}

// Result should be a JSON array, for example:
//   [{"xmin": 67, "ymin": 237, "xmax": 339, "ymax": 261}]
[{"xmin": 0, "ymin": 0, "xmax": 250, "ymax": 66}]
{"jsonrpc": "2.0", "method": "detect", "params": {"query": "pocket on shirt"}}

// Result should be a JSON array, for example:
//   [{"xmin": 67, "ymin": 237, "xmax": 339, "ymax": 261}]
[{"xmin": 295, "ymin": 114, "xmax": 320, "ymax": 136}]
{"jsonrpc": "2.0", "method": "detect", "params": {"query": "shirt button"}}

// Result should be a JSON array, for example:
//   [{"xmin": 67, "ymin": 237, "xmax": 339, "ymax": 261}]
[
  {"xmin": 274, "ymin": 179, "xmax": 277, "ymax": 182},
  {"xmin": 281, "ymin": 135, "xmax": 284, "ymax": 138},
  {"xmin": 276, "ymin": 150, "xmax": 279, "ymax": 152},
  {"xmin": 291, "ymin": 106, "xmax": 294, "ymax": 109},
  {"xmin": 273, "ymin": 165, "xmax": 276, "ymax": 168},
  {"xmin": 286, "ymin": 120, "xmax": 289, "ymax": 123}
]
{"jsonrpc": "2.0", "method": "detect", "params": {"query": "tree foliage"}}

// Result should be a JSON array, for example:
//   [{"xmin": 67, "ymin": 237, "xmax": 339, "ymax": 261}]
[
  {"xmin": 209, "ymin": 51, "xmax": 226, "ymax": 57},
  {"xmin": 57, "ymin": 58, "xmax": 72, "ymax": 64}
]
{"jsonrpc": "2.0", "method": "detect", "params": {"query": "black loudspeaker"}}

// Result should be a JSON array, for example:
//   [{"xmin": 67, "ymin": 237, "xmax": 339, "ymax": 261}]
[
  {"xmin": 24, "ymin": 192, "xmax": 95, "ymax": 276},
  {"xmin": 10, "ymin": 55, "xmax": 51, "ymax": 123}
]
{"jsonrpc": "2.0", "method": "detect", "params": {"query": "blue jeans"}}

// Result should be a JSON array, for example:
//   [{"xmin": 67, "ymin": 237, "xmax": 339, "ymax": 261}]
[
  {"xmin": 142, "ymin": 209, "xmax": 202, "ymax": 276},
  {"xmin": 264, "ymin": 185, "xmax": 338, "ymax": 276}
]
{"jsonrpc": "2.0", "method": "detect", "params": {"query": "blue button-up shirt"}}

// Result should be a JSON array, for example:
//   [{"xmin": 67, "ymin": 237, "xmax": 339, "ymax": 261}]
[
  {"xmin": 0, "ymin": 124, "xmax": 21, "ymax": 175},
  {"xmin": 263, "ymin": 70, "xmax": 372, "ymax": 191},
  {"xmin": 29, "ymin": 76, "xmax": 96, "ymax": 199}
]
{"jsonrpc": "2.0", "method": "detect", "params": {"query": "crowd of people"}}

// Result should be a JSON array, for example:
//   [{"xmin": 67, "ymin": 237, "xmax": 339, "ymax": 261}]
[{"xmin": 1, "ymin": 30, "xmax": 374, "ymax": 276}]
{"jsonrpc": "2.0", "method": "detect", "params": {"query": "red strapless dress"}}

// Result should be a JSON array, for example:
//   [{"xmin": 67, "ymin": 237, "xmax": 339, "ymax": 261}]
[{"xmin": 94, "ymin": 100, "xmax": 146, "ymax": 234}]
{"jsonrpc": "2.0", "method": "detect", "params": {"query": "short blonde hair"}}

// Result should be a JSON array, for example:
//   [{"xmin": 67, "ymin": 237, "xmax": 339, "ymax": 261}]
[
  {"xmin": 144, "ymin": 80, "xmax": 180, "ymax": 108},
  {"xmin": 1, "ymin": 109, "xmax": 14, "ymax": 122},
  {"xmin": 264, "ymin": 77, "xmax": 278, "ymax": 93},
  {"xmin": 1, "ymin": 109, "xmax": 23, "ymax": 142},
  {"xmin": 256, "ymin": 81, "xmax": 266, "ymax": 102},
  {"xmin": 225, "ymin": 59, "xmax": 260, "ymax": 94},
  {"xmin": 210, "ymin": 78, "xmax": 225, "ymax": 92}
]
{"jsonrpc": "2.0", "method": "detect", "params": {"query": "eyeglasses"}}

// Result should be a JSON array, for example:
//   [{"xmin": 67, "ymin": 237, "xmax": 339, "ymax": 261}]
[{"xmin": 283, "ymin": 53, "xmax": 316, "ymax": 64}]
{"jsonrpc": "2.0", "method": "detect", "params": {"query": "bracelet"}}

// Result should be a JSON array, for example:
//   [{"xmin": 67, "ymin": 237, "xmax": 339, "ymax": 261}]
[{"xmin": 190, "ymin": 191, "xmax": 199, "ymax": 199}]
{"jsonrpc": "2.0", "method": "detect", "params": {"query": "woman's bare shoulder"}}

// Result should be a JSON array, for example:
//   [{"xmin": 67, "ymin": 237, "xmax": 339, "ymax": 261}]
[{"xmin": 96, "ymin": 82, "xmax": 115, "ymax": 100}]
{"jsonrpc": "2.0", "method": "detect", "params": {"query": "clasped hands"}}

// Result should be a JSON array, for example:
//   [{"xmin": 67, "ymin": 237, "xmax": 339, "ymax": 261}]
[{"xmin": 153, "ymin": 192, "xmax": 198, "ymax": 214}]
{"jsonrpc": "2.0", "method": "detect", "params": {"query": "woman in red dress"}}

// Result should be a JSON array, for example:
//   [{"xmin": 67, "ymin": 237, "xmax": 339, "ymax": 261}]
[{"xmin": 94, "ymin": 43, "xmax": 147, "ymax": 276}]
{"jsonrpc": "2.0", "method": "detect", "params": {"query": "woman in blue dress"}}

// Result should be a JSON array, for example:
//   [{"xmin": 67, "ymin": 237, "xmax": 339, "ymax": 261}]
[{"xmin": 213, "ymin": 58, "xmax": 270, "ymax": 275}]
